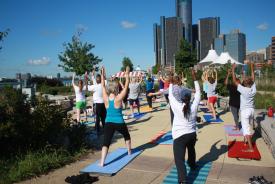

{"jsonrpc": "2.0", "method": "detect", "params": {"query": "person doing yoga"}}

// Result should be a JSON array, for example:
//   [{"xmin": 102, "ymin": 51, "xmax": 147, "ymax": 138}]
[
  {"xmin": 169, "ymin": 69, "xmax": 201, "ymax": 184},
  {"xmin": 99, "ymin": 66, "xmax": 131, "ymax": 167}
]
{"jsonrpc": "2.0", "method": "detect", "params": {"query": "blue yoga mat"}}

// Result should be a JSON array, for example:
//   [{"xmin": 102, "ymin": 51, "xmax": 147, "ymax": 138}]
[
  {"xmin": 203, "ymin": 115, "xmax": 223, "ymax": 123},
  {"xmin": 157, "ymin": 131, "xmax": 173, "ymax": 145},
  {"xmin": 80, "ymin": 148, "xmax": 142, "ymax": 176},
  {"xmin": 163, "ymin": 162, "xmax": 212, "ymax": 184},
  {"xmin": 224, "ymin": 125, "xmax": 243, "ymax": 136},
  {"xmin": 133, "ymin": 112, "xmax": 146, "ymax": 119},
  {"xmin": 200, "ymin": 108, "xmax": 210, "ymax": 113}
]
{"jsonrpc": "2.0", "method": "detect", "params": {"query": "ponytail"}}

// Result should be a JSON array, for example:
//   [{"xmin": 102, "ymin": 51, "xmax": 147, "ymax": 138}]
[{"xmin": 182, "ymin": 95, "xmax": 191, "ymax": 119}]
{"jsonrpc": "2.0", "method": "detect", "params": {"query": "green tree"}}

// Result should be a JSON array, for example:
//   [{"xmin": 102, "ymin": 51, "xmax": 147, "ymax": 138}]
[
  {"xmin": 58, "ymin": 33, "xmax": 102, "ymax": 75},
  {"xmin": 175, "ymin": 39, "xmax": 197, "ymax": 74},
  {"xmin": 152, "ymin": 63, "xmax": 161, "ymax": 74},
  {"xmin": 121, "ymin": 57, "xmax": 134, "ymax": 71},
  {"xmin": 0, "ymin": 29, "xmax": 10, "ymax": 50}
]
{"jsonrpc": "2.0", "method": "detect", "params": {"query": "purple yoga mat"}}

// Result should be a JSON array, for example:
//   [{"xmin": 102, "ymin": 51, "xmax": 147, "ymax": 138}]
[{"xmin": 224, "ymin": 125, "xmax": 243, "ymax": 136}]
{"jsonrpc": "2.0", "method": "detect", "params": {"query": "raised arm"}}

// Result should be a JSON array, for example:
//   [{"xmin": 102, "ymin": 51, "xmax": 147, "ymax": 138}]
[
  {"xmin": 91, "ymin": 69, "xmax": 96, "ymax": 84},
  {"xmin": 72, "ymin": 73, "xmax": 77, "ymax": 88},
  {"xmin": 191, "ymin": 69, "xmax": 201, "ymax": 109},
  {"xmin": 116, "ymin": 66, "xmax": 130, "ymax": 102},
  {"xmin": 250, "ymin": 63, "xmax": 255, "ymax": 81},
  {"xmin": 224, "ymin": 69, "xmax": 231, "ymax": 85},
  {"xmin": 231, "ymin": 64, "xmax": 240, "ymax": 86},
  {"xmin": 101, "ymin": 67, "xmax": 109, "ymax": 105}
]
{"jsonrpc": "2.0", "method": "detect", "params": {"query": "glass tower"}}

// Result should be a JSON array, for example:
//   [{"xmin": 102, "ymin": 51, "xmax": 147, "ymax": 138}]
[{"xmin": 176, "ymin": 0, "xmax": 192, "ymax": 43}]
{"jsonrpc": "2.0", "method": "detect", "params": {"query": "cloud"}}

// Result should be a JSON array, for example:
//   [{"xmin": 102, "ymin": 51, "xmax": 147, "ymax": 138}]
[
  {"xmin": 121, "ymin": 21, "xmax": 137, "ymax": 29},
  {"xmin": 256, "ymin": 23, "xmax": 269, "ymax": 31},
  {"xmin": 76, "ymin": 24, "xmax": 88, "ymax": 33},
  {"xmin": 28, "ymin": 57, "xmax": 50, "ymax": 66},
  {"xmin": 118, "ymin": 49, "xmax": 127, "ymax": 55}
]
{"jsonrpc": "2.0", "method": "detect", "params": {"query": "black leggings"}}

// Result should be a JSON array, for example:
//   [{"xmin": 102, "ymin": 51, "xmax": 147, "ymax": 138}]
[
  {"xmin": 146, "ymin": 89, "xmax": 155, "ymax": 108},
  {"xmin": 103, "ymin": 123, "xmax": 131, "ymax": 147},
  {"xmin": 94, "ymin": 103, "xmax": 106, "ymax": 133},
  {"xmin": 173, "ymin": 132, "xmax": 197, "ymax": 183},
  {"xmin": 164, "ymin": 93, "xmax": 169, "ymax": 104}
]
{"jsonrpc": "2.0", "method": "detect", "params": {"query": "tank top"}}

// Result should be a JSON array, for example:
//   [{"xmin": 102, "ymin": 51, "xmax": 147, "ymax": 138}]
[
  {"xmin": 105, "ymin": 99, "xmax": 125, "ymax": 124},
  {"xmin": 74, "ymin": 86, "xmax": 85, "ymax": 102}
]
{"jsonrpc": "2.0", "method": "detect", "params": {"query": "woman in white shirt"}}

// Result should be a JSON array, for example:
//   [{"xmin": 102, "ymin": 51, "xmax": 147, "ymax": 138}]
[
  {"xmin": 169, "ymin": 69, "xmax": 201, "ymax": 184},
  {"xmin": 72, "ymin": 73, "xmax": 87, "ymax": 122}
]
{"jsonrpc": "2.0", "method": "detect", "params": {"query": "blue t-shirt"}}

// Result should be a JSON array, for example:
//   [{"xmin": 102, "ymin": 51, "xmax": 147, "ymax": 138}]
[{"xmin": 146, "ymin": 80, "xmax": 154, "ymax": 91}]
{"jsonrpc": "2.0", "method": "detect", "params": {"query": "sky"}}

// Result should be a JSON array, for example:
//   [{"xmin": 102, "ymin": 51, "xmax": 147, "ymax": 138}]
[{"xmin": 0, "ymin": 0, "xmax": 274, "ymax": 78}]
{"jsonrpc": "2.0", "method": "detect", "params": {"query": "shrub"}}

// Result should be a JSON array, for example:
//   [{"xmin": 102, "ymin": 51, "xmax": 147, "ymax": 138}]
[{"xmin": 255, "ymin": 93, "xmax": 275, "ymax": 109}]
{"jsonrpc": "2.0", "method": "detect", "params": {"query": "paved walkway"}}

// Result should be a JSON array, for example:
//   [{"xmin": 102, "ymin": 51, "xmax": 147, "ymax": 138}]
[{"xmin": 18, "ymin": 97, "xmax": 275, "ymax": 184}]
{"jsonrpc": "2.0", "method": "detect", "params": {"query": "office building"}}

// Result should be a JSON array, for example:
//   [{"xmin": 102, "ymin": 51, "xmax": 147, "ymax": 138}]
[
  {"xmin": 198, "ymin": 17, "xmax": 220, "ymax": 60},
  {"xmin": 246, "ymin": 52, "xmax": 265, "ymax": 63},
  {"xmin": 225, "ymin": 30, "xmax": 246, "ymax": 63},
  {"xmin": 266, "ymin": 45, "xmax": 272, "ymax": 61},
  {"xmin": 214, "ymin": 34, "xmax": 225, "ymax": 55},
  {"xmin": 272, "ymin": 36, "xmax": 275, "ymax": 67},
  {"xmin": 176, "ymin": 0, "xmax": 192, "ymax": 43},
  {"xmin": 153, "ymin": 23, "xmax": 162, "ymax": 66},
  {"xmin": 57, "ymin": 73, "xmax": 61, "ymax": 80},
  {"xmin": 154, "ymin": 16, "xmax": 183, "ymax": 68}
]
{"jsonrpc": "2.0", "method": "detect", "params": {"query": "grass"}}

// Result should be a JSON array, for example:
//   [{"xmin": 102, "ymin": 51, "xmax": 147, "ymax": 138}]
[
  {"xmin": 255, "ymin": 93, "xmax": 275, "ymax": 109},
  {"xmin": 0, "ymin": 147, "xmax": 88, "ymax": 184}
]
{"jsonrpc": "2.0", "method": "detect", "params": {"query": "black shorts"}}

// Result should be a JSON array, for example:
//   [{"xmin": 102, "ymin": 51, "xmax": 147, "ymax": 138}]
[
  {"xmin": 202, "ymin": 91, "xmax": 208, "ymax": 100},
  {"xmin": 129, "ymin": 98, "xmax": 140, "ymax": 106},
  {"xmin": 103, "ymin": 123, "xmax": 131, "ymax": 147}
]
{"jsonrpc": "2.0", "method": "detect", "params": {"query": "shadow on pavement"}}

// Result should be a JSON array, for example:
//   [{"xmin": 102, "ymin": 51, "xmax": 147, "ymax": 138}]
[{"xmin": 65, "ymin": 173, "xmax": 98, "ymax": 184}]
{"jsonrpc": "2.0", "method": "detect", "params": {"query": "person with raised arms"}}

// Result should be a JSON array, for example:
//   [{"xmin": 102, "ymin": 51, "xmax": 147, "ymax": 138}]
[
  {"xmin": 87, "ymin": 69, "xmax": 106, "ymax": 136},
  {"xmin": 169, "ymin": 69, "xmax": 201, "ymax": 184},
  {"xmin": 72, "ymin": 73, "xmax": 87, "ymax": 123},
  {"xmin": 224, "ymin": 68, "xmax": 241, "ymax": 130},
  {"xmin": 232, "ymin": 63, "xmax": 256, "ymax": 152},
  {"xmin": 99, "ymin": 66, "xmax": 131, "ymax": 167},
  {"xmin": 128, "ymin": 76, "xmax": 142, "ymax": 118},
  {"xmin": 206, "ymin": 69, "xmax": 218, "ymax": 119}
]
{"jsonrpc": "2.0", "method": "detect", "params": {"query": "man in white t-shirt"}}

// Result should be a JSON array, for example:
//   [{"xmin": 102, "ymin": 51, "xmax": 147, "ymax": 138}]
[
  {"xmin": 128, "ymin": 77, "xmax": 142, "ymax": 118},
  {"xmin": 232, "ymin": 63, "xmax": 256, "ymax": 152},
  {"xmin": 87, "ymin": 70, "xmax": 107, "ymax": 134}
]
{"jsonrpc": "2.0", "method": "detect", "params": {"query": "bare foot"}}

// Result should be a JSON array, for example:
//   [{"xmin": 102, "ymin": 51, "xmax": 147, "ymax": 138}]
[
  {"xmin": 98, "ymin": 163, "xmax": 104, "ymax": 167},
  {"xmin": 232, "ymin": 126, "xmax": 239, "ymax": 131},
  {"xmin": 128, "ymin": 150, "xmax": 132, "ymax": 155}
]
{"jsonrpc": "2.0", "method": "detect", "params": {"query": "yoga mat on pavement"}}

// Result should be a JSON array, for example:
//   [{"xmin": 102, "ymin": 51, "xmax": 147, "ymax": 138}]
[
  {"xmin": 203, "ymin": 115, "xmax": 223, "ymax": 123},
  {"xmin": 224, "ymin": 125, "xmax": 243, "ymax": 136},
  {"xmin": 228, "ymin": 141, "xmax": 261, "ymax": 160},
  {"xmin": 150, "ymin": 131, "xmax": 167, "ymax": 144},
  {"xmin": 162, "ymin": 161, "xmax": 212, "ymax": 184},
  {"xmin": 80, "ymin": 148, "xmax": 142, "ymax": 176},
  {"xmin": 140, "ymin": 106, "xmax": 153, "ymax": 113},
  {"xmin": 157, "ymin": 131, "xmax": 173, "ymax": 145}
]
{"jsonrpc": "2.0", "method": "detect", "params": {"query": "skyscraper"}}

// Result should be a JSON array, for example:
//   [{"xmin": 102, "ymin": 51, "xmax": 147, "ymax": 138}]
[
  {"xmin": 153, "ymin": 23, "xmax": 162, "ymax": 66},
  {"xmin": 225, "ymin": 30, "xmax": 246, "ymax": 63},
  {"xmin": 214, "ymin": 34, "xmax": 225, "ymax": 55},
  {"xmin": 272, "ymin": 36, "xmax": 275, "ymax": 67},
  {"xmin": 198, "ymin": 17, "xmax": 220, "ymax": 60},
  {"xmin": 154, "ymin": 16, "xmax": 183, "ymax": 68},
  {"xmin": 176, "ymin": 0, "xmax": 192, "ymax": 43}
]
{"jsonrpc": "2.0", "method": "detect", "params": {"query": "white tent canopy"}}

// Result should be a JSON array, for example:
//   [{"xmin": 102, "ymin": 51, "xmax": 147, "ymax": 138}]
[
  {"xmin": 212, "ymin": 52, "xmax": 243, "ymax": 65},
  {"xmin": 199, "ymin": 49, "xmax": 219, "ymax": 65}
]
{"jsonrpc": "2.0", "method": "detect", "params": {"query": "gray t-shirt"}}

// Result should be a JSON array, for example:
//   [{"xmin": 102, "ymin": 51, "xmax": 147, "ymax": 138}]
[
  {"xmin": 237, "ymin": 83, "xmax": 256, "ymax": 110},
  {"xmin": 207, "ymin": 81, "xmax": 217, "ymax": 97},
  {"xmin": 128, "ymin": 82, "xmax": 140, "ymax": 100}
]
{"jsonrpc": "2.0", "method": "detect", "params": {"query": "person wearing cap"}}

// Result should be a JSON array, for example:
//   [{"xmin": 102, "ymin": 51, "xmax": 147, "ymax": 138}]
[{"xmin": 169, "ymin": 69, "xmax": 201, "ymax": 184}]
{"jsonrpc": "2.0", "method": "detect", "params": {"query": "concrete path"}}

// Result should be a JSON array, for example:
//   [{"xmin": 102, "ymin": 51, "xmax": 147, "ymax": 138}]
[{"xmin": 18, "ymin": 98, "xmax": 275, "ymax": 184}]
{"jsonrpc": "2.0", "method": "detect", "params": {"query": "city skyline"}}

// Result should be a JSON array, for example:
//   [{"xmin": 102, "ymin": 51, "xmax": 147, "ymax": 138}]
[{"xmin": 1, "ymin": 0, "xmax": 275, "ymax": 78}]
